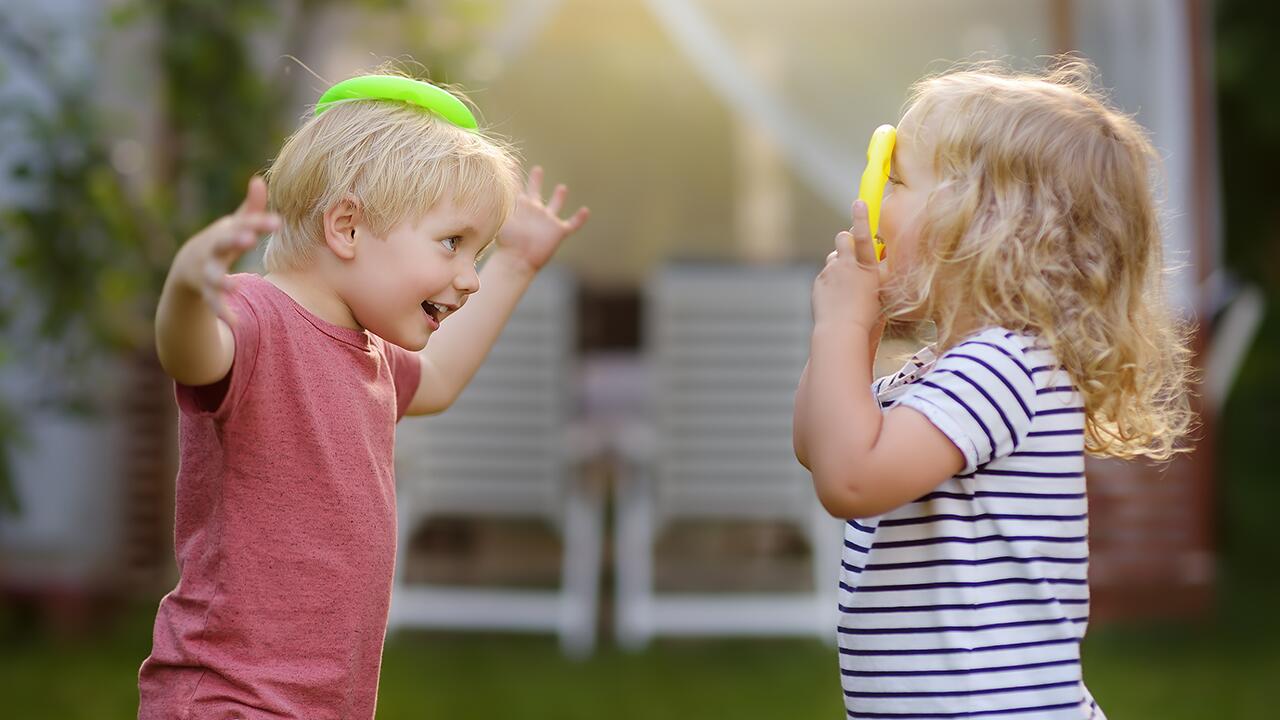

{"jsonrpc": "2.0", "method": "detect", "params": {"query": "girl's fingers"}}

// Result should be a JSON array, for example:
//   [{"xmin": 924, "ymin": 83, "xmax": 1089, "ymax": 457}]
[
  {"xmin": 834, "ymin": 231, "xmax": 855, "ymax": 258},
  {"xmin": 849, "ymin": 200, "xmax": 877, "ymax": 267}
]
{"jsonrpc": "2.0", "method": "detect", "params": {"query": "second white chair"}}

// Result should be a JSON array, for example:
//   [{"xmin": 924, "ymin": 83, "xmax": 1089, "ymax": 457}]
[{"xmin": 614, "ymin": 263, "xmax": 843, "ymax": 648}]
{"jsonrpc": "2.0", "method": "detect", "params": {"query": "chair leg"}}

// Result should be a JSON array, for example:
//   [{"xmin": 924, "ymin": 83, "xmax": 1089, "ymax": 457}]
[
  {"xmin": 809, "ymin": 503, "xmax": 841, "ymax": 644},
  {"xmin": 389, "ymin": 493, "xmax": 420, "ymax": 632},
  {"xmin": 614, "ymin": 463, "xmax": 655, "ymax": 650},
  {"xmin": 559, "ymin": 472, "xmax": 604, "ymax": 659}
]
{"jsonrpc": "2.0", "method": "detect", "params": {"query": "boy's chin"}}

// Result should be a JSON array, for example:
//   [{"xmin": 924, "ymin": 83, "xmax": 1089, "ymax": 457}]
[
  {"xmin": 373, "ymin": 324, "xmax": 430, "ymax": 352},
  {"xmin": 395, "ymin": 333, "xmax": 430, "ymax": 352}
]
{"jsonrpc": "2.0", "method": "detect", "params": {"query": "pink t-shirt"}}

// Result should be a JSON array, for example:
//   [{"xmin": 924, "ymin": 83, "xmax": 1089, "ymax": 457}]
[{"xmin": 139, "ymin": 274, "xmax": 421, "ymax": 720}]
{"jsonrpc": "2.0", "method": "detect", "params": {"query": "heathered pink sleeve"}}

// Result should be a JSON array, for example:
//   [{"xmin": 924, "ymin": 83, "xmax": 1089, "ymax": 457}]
[{"xmin": 380, "ymin": 340, "xmax": 421, "ymax": 420}]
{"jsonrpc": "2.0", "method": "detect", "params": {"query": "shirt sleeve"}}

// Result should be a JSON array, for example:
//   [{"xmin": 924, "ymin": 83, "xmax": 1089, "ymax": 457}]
[
  {"xmin": 871, "ymin": 375, "xmax": 889, "ymax": 395},
  {"xmin": 381, "ymin": 341, "xmax": 422, "ymax": 421},
  {"xmin": 893, "ymin": 334, "xmax": 1036, "ymax": 474},
  {"xmin": 174, "ymin": 281, "xmax": 261, "ymax": 420}
]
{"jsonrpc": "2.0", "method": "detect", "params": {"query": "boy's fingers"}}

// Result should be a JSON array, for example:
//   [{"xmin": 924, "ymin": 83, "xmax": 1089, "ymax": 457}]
[
  {"xmin": 203, "ymin": 258, "xmax": 228, "ymax": 289},
  {"xmin": 564, "ymin": 206, "xmax": 590, "ymax": 233},
  {"xmin": 525, "ymin": 166, "xmax": 544, "ymax": 199},
  {"xmin": 235, "ymin": 212, "xmax": 279, "ymax": 238},
  {"xmin": 547, "ymin": 184, "xmax": 567, "ymax": 215},
  {"xmin": 236, "ymin": 176, "xmax": 269, "ymax": 217},
  {"xmin": 212, "ymin": 231, "xmax": 255, "ymax": 264},
  {"xmin": 213, "ymin": 213, "xmax": 276, "ymax": 261},
  {"xmin": 849, "ymin": 200, "xmax": 877, "ymax": 266},
  {"xmin": 201, "ymin": 268, "xmax": 240, "ymax": 327},
  {"xmin": 200, "ymin": 286, "xmax": 228, "ymax": 323}
]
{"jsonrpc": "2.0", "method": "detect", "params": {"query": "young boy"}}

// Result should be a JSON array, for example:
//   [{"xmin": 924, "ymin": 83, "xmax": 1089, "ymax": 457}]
[{"xmin": 138, "ymin": 75, "xmax": 589, "ymax": 720}]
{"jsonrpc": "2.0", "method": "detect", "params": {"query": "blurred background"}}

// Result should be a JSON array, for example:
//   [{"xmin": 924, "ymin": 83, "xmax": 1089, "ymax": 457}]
[{"xmin": 1, "ymin": 0, "xmax": 1276, "ymax": 718}]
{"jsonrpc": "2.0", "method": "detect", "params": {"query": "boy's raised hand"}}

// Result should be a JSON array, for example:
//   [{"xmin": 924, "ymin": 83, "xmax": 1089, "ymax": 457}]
[
  {"xmin": 495, "ymin": 166, "xmax": 589, "ymax": 272},
  {"xmin": 171, "ymin": 176, "xmax": 279, "ymax": 323}
]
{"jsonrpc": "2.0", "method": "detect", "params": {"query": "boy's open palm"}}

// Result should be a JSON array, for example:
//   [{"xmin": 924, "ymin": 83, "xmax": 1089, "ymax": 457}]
[
  {"xmin": 173, "ymin": 176, "xmax": 279, "ymax": 323},
  {"xmin": 496, "ymin": 166, "xmax": 590, "ymax": 272},
  {"xmin": 156, "ymin": 176, "xmax": 279, "ymax": 388}
]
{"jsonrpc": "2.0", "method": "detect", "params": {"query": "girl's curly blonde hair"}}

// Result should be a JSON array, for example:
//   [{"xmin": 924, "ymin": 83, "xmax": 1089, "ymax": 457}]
[{"xmin": 885, "ymin": 58, "xmax": 1195, "ymax": 460}]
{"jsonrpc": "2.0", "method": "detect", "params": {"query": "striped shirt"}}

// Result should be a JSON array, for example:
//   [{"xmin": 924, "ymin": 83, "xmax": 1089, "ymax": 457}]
[{"xmin": 838, "ymin": 327, "xmax": 1105, "ymax": 720}]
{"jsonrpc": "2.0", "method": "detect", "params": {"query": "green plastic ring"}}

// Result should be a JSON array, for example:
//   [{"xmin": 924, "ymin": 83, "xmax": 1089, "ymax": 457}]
[{"xmin": 314, "ymin": 75, "xmax": 478, "ymax": 130}]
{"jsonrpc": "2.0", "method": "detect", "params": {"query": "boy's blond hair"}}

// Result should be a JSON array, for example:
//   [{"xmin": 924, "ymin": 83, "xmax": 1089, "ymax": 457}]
[
  {"xmin": 886, "ymin": 58, "xmax": 1195, "ymax": 460},
  {"xmin": 264, "ymin": 77, "xmax": 521, "ymax": 273}
]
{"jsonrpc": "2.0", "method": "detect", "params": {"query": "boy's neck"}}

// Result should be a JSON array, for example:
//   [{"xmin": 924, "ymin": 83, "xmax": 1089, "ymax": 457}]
[{"xmin": 264, "ymin": 269, "xmax": 362, "ymax": 331}]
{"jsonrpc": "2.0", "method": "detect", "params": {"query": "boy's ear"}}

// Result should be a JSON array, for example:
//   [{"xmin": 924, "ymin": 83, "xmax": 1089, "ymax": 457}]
[{"xmin": 322, "ymin": 198, "xmax": 362, "ymax": 260}]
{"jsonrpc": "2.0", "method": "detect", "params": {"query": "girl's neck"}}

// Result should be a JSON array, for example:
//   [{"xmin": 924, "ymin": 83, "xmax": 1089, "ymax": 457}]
[{"xmin": 932, "ymin": 311, "xmax": 986, "ymax": 348}]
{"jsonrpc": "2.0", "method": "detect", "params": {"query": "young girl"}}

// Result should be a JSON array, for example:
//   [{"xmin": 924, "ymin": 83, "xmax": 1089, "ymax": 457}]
[{"xmin": 793, "ymin": 60, "xmax": 1193, "ymax": 719}]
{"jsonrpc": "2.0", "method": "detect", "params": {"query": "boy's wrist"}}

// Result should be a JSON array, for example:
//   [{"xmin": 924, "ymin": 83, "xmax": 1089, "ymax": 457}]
[
  {"xmin": 485, "ymin": 247, "xmax": 541, "ymax": 280},
  {"xmin": 166, "ymin": 249, "xmax": 204, "ymax": 297}
]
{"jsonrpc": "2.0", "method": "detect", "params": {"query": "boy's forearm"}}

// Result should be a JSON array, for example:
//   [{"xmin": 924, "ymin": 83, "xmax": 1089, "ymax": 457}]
[
  {"xmin": 801, "ymin": 322, "xmax": 884, "ymax": 512},
  {"xmin": 155, "ymin": 265, "xmax": 233, "ymax": 387},
  {"xmin": 414, "ymin": 249, "xmax": 538, "ymax": 411}
]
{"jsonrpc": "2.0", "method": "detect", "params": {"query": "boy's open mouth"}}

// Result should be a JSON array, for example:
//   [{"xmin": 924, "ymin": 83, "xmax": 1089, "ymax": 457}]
[{"xmin": 421, "ymin": 300, "xmax": 445, "ymax": 323}]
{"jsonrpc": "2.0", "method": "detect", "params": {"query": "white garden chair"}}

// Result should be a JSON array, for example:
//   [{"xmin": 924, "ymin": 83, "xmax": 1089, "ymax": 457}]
[{"xmin": 390, "ymin": 267, "xmax": 604, "ymax": 657}]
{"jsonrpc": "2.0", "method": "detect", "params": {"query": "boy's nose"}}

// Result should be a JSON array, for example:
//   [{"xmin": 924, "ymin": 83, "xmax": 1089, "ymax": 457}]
[{"xmin": 454, "ymin": 265, "xmax": 481, "ymax": 295}]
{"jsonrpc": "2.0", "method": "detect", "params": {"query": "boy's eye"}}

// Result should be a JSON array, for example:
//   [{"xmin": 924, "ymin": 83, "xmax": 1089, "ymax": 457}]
[
  {"xmin": 887, "ymin": 175, "xmax": 903, "ymax": 186},
  {"xmin": 440, "ymin": 236, "xmax": 461, "ymax": 252}
]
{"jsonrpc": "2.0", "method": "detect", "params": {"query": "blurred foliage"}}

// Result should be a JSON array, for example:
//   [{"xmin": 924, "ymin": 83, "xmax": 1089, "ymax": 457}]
[
  {"xmin": 1214, "ymin": 0, "xmax": 1280, "ymax": 582},
  {"xmin": 0, "ymin": 0, "xmax": 301, "ymax": 354},
  {"xmin": 1215, "ymin": 0, "xmax": 1280, "ymax": 288},
  {"xmin": 0, "ymin": 9, "xmax": 162, "ymax": 513},
  {"xmin": 0, "ymin": 0, "xmax": 318, "ymax": 514},
  {"xmin": 0, "ymin": 0, "xmax": 511, "ymax": 514}
]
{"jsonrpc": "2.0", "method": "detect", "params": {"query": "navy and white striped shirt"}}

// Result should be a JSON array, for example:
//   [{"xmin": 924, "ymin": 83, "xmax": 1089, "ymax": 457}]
[{"xmin": 839, "ymin": 328, "xmax": 1104, "ymax": 720}]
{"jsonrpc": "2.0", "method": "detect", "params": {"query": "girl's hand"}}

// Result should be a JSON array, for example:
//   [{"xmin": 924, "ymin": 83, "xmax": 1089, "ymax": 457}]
[
  {"xmin": 494, "ymin": 166, "xmax": 590, "ymax": 274},
  {"xmin": 170, "ymin": 176, "xmax": 279, "ymax": 323},
  {"xmin": 812, "ymin": 200, "xmax": 883, "ymax": 334}
]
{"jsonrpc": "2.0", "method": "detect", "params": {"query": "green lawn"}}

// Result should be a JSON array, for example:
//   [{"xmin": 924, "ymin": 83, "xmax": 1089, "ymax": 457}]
[{"xmin": 2, "ymin": 572, "xmax": 1277, "ymax": 719}]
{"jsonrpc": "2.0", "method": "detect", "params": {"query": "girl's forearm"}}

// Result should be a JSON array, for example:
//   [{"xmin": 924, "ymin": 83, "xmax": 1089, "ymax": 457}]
[
  {"xmin": 793, "ymin": 362, "xmax": 815, "ymax": 468},
  {"xmin": 802, "ymin": 322, "xmax": 884, "ymax": 512}
]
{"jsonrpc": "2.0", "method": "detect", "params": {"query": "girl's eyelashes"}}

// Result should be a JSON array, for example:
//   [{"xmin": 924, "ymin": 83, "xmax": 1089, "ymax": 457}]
[
  {"xmin": 888, "ymin": 174, "xmax": 904, "ymax": 186},
  {"xmin": 439, "ymin": 236, "xmax": 462, "ymax": 252}
]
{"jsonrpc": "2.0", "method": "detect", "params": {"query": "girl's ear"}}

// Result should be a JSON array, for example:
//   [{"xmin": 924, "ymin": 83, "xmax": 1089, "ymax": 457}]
[{"xmin": 322, "ymin": 198, "xmax": 362, "ymax": 260}]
